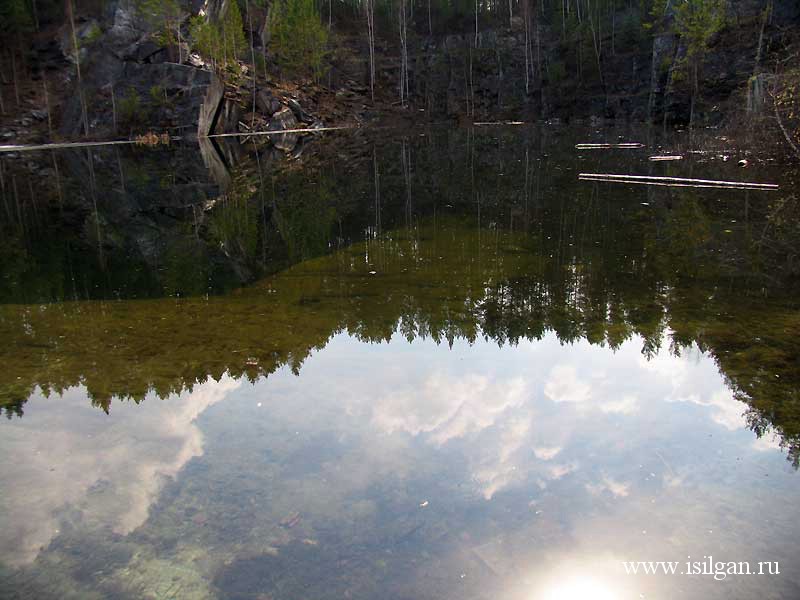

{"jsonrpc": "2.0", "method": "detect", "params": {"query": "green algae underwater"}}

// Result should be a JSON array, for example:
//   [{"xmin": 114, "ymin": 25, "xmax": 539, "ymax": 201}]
[{"xmin": 1, "ymin": 126, "xmax": 799, "ymax": 599}]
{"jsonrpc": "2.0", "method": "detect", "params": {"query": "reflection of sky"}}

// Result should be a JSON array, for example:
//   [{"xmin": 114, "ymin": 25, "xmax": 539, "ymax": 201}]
[
  {"xmin": 2, "ymin": 333, "xmax": 799, "ymax": 599},
  {"xmin": 0, "ymin": 376, "xmax": 239, "ymax": 566}
]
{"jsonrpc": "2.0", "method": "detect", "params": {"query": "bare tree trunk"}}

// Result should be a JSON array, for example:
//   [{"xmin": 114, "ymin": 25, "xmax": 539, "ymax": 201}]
[
  {"xmin": 773, "ymin": 93, "xmax": 800, "ymax": 159},
  {"xmin": 366, "ymin": 0, "xmax": 376, "ymax": 101},
  {"xmin": 475, "ymin": 0, "xmax": 479, "ymax": 46},
  {"xmin": 399, "ymin": 0, "xmax": 409, "ymax": 107},
  {"xmin": 469, "ymin": 43, "xmax": 475, "ymax": 117},
  {"xmin": 66, "ymin": 0, "xmax": 89, "ymax": 136},
  {"xmin": 428, "ymin": 0, "xmax": 432, "ymax": 36},
  {"xmin": 754, "ymin": 0, "xmax": 772, "ymax": 74},
  {"xmin": 32, "ymin": 0, "xmax": 40, "ymax": 31},
  {"xmin": 247, "ymin": 0, "xmax": 257, "ymax": 128},
  {"xmin": 589, "ymin": 7, "xmax": 604, "ymax": 89},
  {"xmin": 523, "ymin": 0, "xmax": 530, "ymax": 94}
]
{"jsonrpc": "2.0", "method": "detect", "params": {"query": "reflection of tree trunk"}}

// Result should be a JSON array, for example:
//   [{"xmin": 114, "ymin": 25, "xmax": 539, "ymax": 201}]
[
  {"xmin": 12, "ymin": 176, "xmax": 23, "ymax": 232},
  {"xmin": 401, "ymin": 139, "xmax": 412, "ymax": 227},
  {"xmin": 43, "ymin": 77, "xmax": 53, "ymax": 137},
  {"xmin": 86, "ymin": 150, "xmax": 105, "ymax": 270},
  {"xmin": 373, "ymin": 146, "xmax": 381, "ymax": 236},
  {"xmin": 115, "ymin": 148, "xmax": 126, "ymax": 195},
  {"xmin": 0, "ymin": 162, "xmax": 9, "ymax": 221},
  {"xmin": 689, "ymin": 62, "xmax": 697, "ymax": 133},
  {"xmin": 11, "ymin": 50, "xmax": 20, "ymax": 107}
]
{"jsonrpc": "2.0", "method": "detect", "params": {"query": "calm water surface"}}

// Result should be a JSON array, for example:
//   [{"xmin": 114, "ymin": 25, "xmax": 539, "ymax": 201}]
[{"xmin": 1, "ymin": 126, "xmax": 799, "ymax": 599}]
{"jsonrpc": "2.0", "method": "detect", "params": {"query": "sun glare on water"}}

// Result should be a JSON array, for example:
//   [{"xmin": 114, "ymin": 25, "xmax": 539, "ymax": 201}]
[{"xmin": 539, "ymin": 576, "xmax": 619, "ymax": 600}]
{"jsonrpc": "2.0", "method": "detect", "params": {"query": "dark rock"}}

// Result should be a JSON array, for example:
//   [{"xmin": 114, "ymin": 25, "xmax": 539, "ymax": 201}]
[
  {"xmin": 120, "ymin": 39, "xmax": 167, "ymax": 64},
  {"xmin": 61, "ymin": 57, "xmax": 215, "ymax": 137},
  {"xmin": 287, "ymin": 98, "xmax": 316, "ymax": 125},
  {"xmin": 256, "ymin": 90, "xmax": 279, "ymax": 117}
]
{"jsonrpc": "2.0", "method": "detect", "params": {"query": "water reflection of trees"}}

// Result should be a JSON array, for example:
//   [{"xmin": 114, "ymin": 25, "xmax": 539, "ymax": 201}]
[{"xmin": 1, "ymin": 127, "xmax": 798, "ymax": 466}]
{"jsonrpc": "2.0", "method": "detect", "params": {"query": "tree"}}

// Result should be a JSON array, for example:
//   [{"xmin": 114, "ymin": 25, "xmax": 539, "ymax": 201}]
[
  {"xmin": 269, "ymin": 0, "xmax": 328, "ymax": 81},
  {"xmin": 365, "ymin": 0, "xmax": 376, "ymax": 100},
  {"xmin": 672, "ymin": 0, "xmax": 726, "ymax": 128},
  {"xmin": 137, "ymin": 0, "xmax": 184, "ymax": 62},
  {"xmin": 221, "ymin": 0, "xmax": 248, "ymax": 66},
  {"xmin": 0, "ymin": 0, "xmax": 35, "ymax": 107},
  {"xmin": 190, "ymin": 14, "xmax": 223, "ymax": 68},
  {"xmin": 189, "ymin": 1, "xmax": 247, "ymax": 72}
]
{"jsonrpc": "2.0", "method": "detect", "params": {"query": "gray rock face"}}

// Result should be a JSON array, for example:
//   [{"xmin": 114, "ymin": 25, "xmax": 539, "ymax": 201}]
[
  {"xmin": 58, "ymin": 19, "xmax": 100, "ymax": 65},
  {"xmin": 108, "ymin": 1, "xmax": 143, "ymax": 45},
  {"xmin": 60, "ymin": 53, "xmax": 216, "ymax": 137}
]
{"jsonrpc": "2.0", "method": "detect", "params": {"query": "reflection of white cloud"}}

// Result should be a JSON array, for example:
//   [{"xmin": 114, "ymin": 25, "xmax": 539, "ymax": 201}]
[
  {"xmin": 544, "ymin": 366, "xmax": 591, "ymax": 404},
  {"xmin": 644, "ymin": 345, "xmax": 747, "ymax": 431},
  {"xmin": 533, "ymin": 446, "xmax": 562, "ymax": 460},
  {"xmin": 547, "ymin": 462, "xmax": 578, "ymax": 480},
  {"xmin": 587, "ymin": 476, "xmax": 631, "ymax": 498},
  {"xmin": 367, "ymin": 369, "xmax": 530, "ymax": 500},
  {"xmin": 371, "ymin": 373, "xmax": 527, "ymax": 445},
  {"xmin": 752, "ymin": 433, "xmax": 783, "ymax": 452},
  {"xmin": 599, "ymin": 395, "xmax": 639, "ymax": 415},
  {"xmin": 672, "ymin": 389, "xmax": 746, "ymax": 431},
  {"xmin": 474, "ymin": 415, "xmax": 532, "ymax": 499},
  {"xmin": 0, "ymin": 376, "xmax": 239, "ymax": 566}
]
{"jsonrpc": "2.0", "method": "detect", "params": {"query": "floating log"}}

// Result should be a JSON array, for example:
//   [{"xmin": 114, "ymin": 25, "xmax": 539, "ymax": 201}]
[
  {"xmin": 649, "ymin": 155, "xmax": 683, "ymax": 161},
  {"xmin": 575, "ymin": 143, "xmax": 644, "ymax": 149},
  {"xmin": 0, "ymin": 139, "xmax": 153, "ymax": 153},
  {"xmin": 579, "ymin": 173, "xmax": 779, "ymax": 191},
  {"xmin": 206, "ymin": 126, "xmax": 353, "ymax": 139}
]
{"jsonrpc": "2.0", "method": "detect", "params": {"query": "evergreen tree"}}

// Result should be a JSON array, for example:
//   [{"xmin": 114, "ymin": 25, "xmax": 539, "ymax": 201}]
[
  {"xmin": 221, "ymin": 0, "xmax": 247, "ymax": 65},
  {"xmin": 269, "ymin": 0, "xmax": 328, "ymax": 81},
  {"xmin": 137, "ymin": 0, "xmax": 183, "ymax": 60}
]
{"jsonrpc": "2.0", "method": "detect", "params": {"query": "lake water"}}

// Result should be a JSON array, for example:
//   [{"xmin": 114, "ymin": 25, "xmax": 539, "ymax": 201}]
[{"xmin": 1, "ymin": 125, "xmax": 799, "ymax": 599}]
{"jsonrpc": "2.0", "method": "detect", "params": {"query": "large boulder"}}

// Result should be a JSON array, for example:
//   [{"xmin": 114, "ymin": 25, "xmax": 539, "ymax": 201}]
[{"xmin": 267, "ymin": 107, "xmax": 299, "ymax": 151}]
